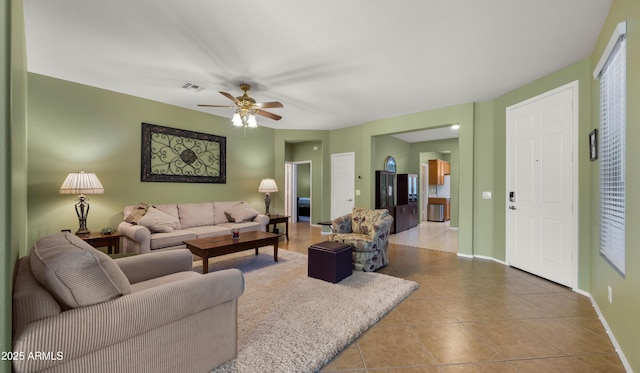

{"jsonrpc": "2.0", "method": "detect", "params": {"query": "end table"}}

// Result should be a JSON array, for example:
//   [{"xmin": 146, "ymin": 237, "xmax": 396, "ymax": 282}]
[
  {"xmin": 267, "ymin": 215, "xmax": 290, "ymax": 240},
  {"xmin": 78, "ymin": 231, "xmax": 123, "ymax": 254}
]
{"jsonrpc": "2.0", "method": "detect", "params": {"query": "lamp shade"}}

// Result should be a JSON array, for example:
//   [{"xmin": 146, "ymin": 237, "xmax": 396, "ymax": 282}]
[
  {"xmin": 59, "ymin": 172, "xmax": 104, "ymax": 195},
  {"xmin": 258, "ymin": 178, "xmax": 278, "ymax": 193}
]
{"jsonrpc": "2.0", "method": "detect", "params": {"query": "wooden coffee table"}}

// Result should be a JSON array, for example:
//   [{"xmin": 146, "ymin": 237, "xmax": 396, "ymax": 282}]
[{"xmin": 184, "ymin": 231, "xmax": 280, "ymax": 273}]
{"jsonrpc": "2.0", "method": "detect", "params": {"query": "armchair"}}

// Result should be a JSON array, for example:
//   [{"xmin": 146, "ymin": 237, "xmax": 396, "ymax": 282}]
[{"xmin": 331, "ymin": 208, "xmax": 394, "ymax": 271}]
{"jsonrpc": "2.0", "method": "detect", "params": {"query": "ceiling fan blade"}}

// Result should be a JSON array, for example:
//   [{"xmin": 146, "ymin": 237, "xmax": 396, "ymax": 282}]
[
  {"xmin": 255, "ymin": 109, "xmax": 282, "ymax": 121},
  {"xmin": 219, "ymin": 91, "xmax": 240, "ymax": 104},
  {"xmin": 197, "ymin": 104, "xmax": 235, "ymax": 108},
  {"xmin": 257, "ymin": 101, "xmax": 284, "ymax": 109}
]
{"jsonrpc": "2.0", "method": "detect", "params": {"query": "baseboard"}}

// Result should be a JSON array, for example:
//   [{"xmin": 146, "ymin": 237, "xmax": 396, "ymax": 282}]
[
  {"xmin": 472, "ymin": 254, "xmax": 507, "ymax": 266},
  {"xmin": 579, "ymin": 291, "xmax": 633, "ymax": 372}
]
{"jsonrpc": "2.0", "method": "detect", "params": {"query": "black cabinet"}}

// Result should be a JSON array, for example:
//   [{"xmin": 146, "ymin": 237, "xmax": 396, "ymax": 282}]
[
  {"xmin": 397, "ymin": 174, "xmax": 418, "ymax": 205},
  {"xmin": 375, "ymin": 171, "xmax": 395, "ymax": 209},
  {"xmin": 396, "ymin": 174, "xmax": 419, "ymax": 230}
]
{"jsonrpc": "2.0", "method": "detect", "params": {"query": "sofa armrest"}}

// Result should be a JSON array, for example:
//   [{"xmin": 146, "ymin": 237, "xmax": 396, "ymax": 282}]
[
  {"xmin": 12, "ymin": 268, "xmax": 244, "ymax": 372},
  {"xmin": 254, "ymin": 214, "xmax": 269, "ymax": 231},
  {"xmin": 115, "ymin": 249, "xmax": 193, "ymax": 284},
  {"xmin": 117, "ymin": 221, "xmax": 151, "ymax": 254}
]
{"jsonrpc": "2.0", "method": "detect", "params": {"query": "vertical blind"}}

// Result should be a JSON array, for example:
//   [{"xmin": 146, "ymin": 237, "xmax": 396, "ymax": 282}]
[{"xmin": 596, "ymin": 23, "xmax": 626, "ymax": 276}]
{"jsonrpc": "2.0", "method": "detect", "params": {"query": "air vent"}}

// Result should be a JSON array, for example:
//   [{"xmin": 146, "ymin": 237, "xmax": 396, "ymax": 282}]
[{"xmin": 181, "ymin": 82, "xmax": 204, "ymax": 92}]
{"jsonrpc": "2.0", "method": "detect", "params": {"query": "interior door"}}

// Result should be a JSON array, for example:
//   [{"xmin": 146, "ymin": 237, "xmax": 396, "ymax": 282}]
[
  {"xmin": 506, "ymin": 82, "xmax": 577, "ymax": 288},
  {"xmin": 331, "ymin": 152, "xmax": 355, "ymax": 219}
]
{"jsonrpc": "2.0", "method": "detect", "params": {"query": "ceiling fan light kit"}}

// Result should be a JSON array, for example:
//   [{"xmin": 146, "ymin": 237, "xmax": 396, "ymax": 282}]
[{"xmin": 199, "ymin": 84, "xmax": 283, "ymax": 129}]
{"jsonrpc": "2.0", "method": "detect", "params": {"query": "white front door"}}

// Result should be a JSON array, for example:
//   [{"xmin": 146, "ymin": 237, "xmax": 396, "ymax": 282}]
[
  {"xmin": 506, "ymin": 82, "xmax": 577, "ymax": 288},
  {"xmin": 331, "ymin": 152, "xmax": 355, "ymax": 219}
]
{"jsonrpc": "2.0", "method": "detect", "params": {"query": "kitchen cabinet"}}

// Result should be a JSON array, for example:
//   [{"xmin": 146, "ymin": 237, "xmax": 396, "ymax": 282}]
[{"xmin": 428, "ymin": 159, "xmax": 450, "ymax": 185}]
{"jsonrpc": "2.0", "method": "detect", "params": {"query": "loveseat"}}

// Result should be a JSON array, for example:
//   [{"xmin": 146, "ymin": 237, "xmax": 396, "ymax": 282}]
[
  {"xmin": 117, "ymin": 201, "xmax": 269, "ymax": 254},
  {"xmin": 331, "ymin": 207, "xmax": 394, "ymax": 272},
  {"xmin": 12, "ymin": 232, "xmax": 244, "ymax": 373}
]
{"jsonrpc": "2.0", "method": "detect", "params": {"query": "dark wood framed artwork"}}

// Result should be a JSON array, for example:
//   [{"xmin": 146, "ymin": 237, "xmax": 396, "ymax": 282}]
[
  {"xmin": 589, "ymin": 129, "xmax": 598, "ymax": 161},
  {"xmin": 141, "ymin": 123, "xmax": 226, "ymax": 183}
]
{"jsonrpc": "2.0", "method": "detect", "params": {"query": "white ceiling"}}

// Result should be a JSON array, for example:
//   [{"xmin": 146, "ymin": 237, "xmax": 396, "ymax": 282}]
[{"xmin": 24, "ymin": 0, "xmax": 611, "ymax": 136}]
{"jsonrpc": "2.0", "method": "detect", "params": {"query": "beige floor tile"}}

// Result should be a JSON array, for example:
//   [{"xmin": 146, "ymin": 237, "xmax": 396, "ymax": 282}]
[
  {"xmin": 573, "ymin": 353, "xmax": 628, "ymax": 372},
  {"xmin": 364, "ymin": 367, "xmax": 441, "ymax": 373},
  {"xmin": 395, "ymin": 296, "xmax": 458, "ymax": 324},
  {"xmin": 463, "ymin": 320, "xmax": 564, "ymax": 360},
  {"xmin": 412, "ymin": 323, "xmax": 501, "ymax": 365},
  {"xmin": 517, "ymin": 318, "xmax": 616, "ymax": 355},
  {"xmin": 439, "ymin": 362, "xmax": 517, "ymax": 372},
  {"xmin": 508, "ymin": 357, "xmax": 596, "ymax": 372},
  {"xmin": 516, "ymin": 292, "xmax": 596, "ymax": 318},
  {"xmin": 357, "ymin": 325, "xmax": 435, "ymax": 369}
]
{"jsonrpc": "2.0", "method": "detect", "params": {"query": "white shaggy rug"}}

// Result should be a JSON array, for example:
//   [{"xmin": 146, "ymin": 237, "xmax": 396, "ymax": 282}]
[{"xmin": 195, "ymin": 247, "xmax": 418, "ymax": 373}]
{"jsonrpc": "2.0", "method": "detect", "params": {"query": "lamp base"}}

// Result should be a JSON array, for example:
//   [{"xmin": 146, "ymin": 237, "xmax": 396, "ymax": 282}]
[{"xmin": 76, "ymin": 228, "xmax": 90, "ymax": 236}]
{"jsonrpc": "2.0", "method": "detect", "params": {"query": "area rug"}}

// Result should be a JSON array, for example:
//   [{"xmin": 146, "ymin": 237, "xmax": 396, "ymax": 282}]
[{"xmin": 194, "ymin": 247, "xmax": 418, "ymax": 373}]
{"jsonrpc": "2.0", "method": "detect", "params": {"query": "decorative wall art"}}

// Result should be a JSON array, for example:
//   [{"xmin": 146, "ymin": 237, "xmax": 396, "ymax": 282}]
[{"xmin": 141, "ymin": 123, "xmax": 226, "ymax": 183}]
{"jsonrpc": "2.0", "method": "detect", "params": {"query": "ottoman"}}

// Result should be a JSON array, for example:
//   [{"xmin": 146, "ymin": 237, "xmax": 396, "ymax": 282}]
[{"xmin": 308, "ymin": 241, "xmax": 352, "ymax": 283}]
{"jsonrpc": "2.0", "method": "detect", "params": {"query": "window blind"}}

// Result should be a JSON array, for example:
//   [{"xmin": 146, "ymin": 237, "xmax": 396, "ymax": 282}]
[{"xmin": 596, "ymin": 24, "xmax": 626, "ymax": 276}]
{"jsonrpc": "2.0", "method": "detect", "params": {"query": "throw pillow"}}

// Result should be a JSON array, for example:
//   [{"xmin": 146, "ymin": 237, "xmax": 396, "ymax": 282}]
[
  {"xmin": 225, "ymin": 202, "xmax": 259, "ymax": 223},
  {"xmin": 125, "ymin": 202, "xmax": 151, "ymax": 224},
  {"xmin": 138, "ymin": 207, "xmax": 180, "ymax": 233},
  {"xmin": 30, "ymin": 232, "xmax": 131, "ymax": 309}
]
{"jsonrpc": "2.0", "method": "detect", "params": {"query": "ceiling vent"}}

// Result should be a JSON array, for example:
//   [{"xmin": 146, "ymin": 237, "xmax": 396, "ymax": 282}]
[{"xmin": 181, "ymin": 82, "xmax": 204, "ymax": 92}]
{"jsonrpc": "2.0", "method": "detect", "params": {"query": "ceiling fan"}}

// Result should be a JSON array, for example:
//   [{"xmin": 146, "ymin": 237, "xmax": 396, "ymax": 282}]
[{"xmin": 198, "ymin": 84, "xmax": 284, "ymax": 128}]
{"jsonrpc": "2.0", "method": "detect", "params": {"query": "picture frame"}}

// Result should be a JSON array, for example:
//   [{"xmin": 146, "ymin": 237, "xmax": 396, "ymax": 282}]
[
  {"xmin": 589, "ymin": 129, "xmax": 598, "ymax": 161},
  {"xmin": 141, "ymin": 123, "xmax": 226, "ymax": 183}
]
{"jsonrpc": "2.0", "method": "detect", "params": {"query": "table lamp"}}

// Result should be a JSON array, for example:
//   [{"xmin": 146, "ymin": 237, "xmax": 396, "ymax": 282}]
[
  {"xmin": 258, "ymin": 178, "xmax": 278, "ymax": 216},
  {"xmin": 59, "ymin": 171, "xmax": 104, "ymax": 235}
]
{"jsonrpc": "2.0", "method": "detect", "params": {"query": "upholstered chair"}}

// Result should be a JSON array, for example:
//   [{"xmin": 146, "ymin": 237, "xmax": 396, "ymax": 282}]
[{"xmin": 331, "ymin": 208, "xmax": 394, "ymax": 271}]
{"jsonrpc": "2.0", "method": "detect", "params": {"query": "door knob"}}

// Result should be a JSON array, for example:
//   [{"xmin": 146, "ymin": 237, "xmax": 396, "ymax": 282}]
[
  {"xmin": 347, "ymin": 199, "xmax": 353, "ymax": 202},
  {"xmin": 508, "ymin": 206, "xmax": 517, "ymax": 210}
]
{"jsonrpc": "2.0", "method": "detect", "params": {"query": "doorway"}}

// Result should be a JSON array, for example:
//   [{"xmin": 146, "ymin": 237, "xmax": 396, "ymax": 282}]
[
  {"xmin": 284, "ymin": 161, "xmax": 312, "ymax": 223},
  {"xmin": 506, "ymin": 81, "xmax": 578, "ymax": 288}
]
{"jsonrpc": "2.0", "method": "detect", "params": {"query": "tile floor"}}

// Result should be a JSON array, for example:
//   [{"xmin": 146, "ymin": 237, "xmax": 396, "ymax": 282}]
[{"xmin": 279, "ymin": 221, "xmax": 626, "ymax": 372}]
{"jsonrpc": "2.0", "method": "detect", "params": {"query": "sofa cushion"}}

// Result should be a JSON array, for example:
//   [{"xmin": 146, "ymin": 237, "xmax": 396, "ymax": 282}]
[
  {"xmin": 178, "ymin": 202, "xmax": 215, "ymax": 228},
  {"xmin": 188, "ymin": 225, "xmax": 231, "ymax": 239},
  {"xmin": 217, "ymin": 221, "xmax": 262, "ymax": 233},
  {"xmin": 125, "ymin": 202, "xmax": 151, "ymax": 224},
  {"xmin": 224, "ymin": 202, "xmax": 259, "ymax": 223},
  {"xmin": 138, "ymin": 207, "xmax": 180, "ymax": 233},
  {"xmin": 29, "ymin": 232, "xmax": 131, "ymax": 309},
  {"xmin": 150, "ymin": 230, "xmax": 197, "ymax": 250},
  {"xmin": 213, "ymin": 201, "xmax": 244, "ymax": 224}
]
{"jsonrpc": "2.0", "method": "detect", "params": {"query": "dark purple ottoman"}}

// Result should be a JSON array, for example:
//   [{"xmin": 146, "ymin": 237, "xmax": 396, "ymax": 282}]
[{"xmin": 308, "ymin": 241, "xmax": 352, "ymax": 283}]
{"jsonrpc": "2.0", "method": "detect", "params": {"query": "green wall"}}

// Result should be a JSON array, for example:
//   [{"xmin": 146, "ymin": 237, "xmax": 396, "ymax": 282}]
[
  {"xmin": 27, "ymin": 74, "xmax": 276, "ymax": 246},
  {"xmin": 588, "ymin": 0, "xmax": 640, "ymax": 369},
  {"xmin": 2, "ymin": 0, "xmax": 28, "ymax": 372}
]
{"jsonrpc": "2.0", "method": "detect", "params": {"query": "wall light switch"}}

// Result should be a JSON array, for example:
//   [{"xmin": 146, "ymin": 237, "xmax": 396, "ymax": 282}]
[
  {"xmin": 313, "ymin": 146, "xmax": 318, "ymax": 151},
  {"xmin": 355, "ymin": 189, "xmax": 361, "ymax": 196},
  {"xmin": 482, "ymin": 191, "xmax": 492, "ymax": 200}
]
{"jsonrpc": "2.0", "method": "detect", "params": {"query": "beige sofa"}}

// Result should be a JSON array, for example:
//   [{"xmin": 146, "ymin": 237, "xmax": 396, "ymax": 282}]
[
  {"xmin": 12, "ymin": 232, "xmax": 244, "ymax": 373},
  {"xmin": 117, "ymin": 201, "xmax": 269, "ymax": 254}
]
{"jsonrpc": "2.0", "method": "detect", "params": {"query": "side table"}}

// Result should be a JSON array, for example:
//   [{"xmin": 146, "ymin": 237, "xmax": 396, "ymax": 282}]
[
  {"xmin": 267, "ymin": 215, "xmax": 290, "ymax": 240},
  {"xmin": 78, "ymin": 231, "xmax": 123, "ymax": 254}
]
